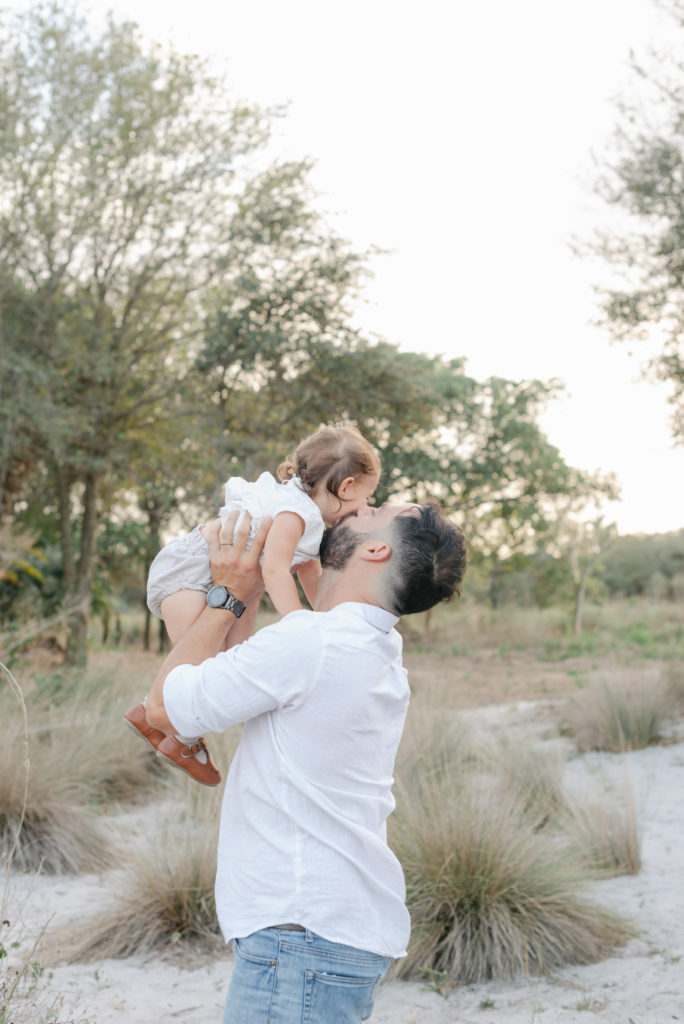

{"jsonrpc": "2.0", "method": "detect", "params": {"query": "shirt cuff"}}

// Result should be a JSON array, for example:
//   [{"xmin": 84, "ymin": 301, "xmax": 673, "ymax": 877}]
[{"xmin": 163, "ymin": 662, "xmax": 204, "ymax": 737}]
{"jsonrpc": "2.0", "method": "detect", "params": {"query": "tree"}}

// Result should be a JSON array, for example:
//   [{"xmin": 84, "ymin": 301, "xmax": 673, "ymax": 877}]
[
  {"xmin": 567, "ymin": 518, "xmax": 617, "ymax": 635},
  {"xmin": 1, "ymin": 4, "xmax": 622, "ymax": 660},
  {"xmin": 0, "ymin": 272, "xmax": 44, "ymax": 519},
  {"xmin": 196, "ymin": 158, "xmax": 477, "ymax": 495},
  {"xmin": 596, "ymin": 527, "xmax": 684, "ymax": 597},
  {"xmin": 432, "ymin": 376, "xmax": 618, "ymax": 607},
  {"xmin": 0, "ymin": 1, "xmax": 269, "ymax": 663},
  {"xmin": 588, "ymin": 0, "xmax": 684, "ymax": 442}
]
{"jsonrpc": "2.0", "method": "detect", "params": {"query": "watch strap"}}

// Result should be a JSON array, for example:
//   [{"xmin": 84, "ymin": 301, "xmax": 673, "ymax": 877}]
[{"xmin": 207, "ymin": 585, "xmax": 246, "ymax": 618}]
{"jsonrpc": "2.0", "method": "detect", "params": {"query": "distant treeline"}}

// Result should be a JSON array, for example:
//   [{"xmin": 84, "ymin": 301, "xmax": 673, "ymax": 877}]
[
  {"xmin": 598, "ymin": 530, "xmax": 684, "ymax": 600},
  {"xmin": 469, "ymin": 530, "xmax": 684, "ymax": 608}
]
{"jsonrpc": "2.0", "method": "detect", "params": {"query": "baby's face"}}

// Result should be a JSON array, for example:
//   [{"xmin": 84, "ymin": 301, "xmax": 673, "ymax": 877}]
[
  {"xmin": 314, "ymin": 471, "xmax": 380, "ymax": 527},
  {"xmin": 330, "ymin": 471, "xmax": 380, "ymax": 524}
]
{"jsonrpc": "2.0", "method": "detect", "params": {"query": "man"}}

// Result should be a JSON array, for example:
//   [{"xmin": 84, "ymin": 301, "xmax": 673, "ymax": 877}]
[{"xmin": 146, "ymin": 499, "xmax": 466, "ymax": 1024}]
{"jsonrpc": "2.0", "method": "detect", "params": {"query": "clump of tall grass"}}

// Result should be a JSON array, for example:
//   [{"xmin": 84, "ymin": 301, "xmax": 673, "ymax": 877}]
[
  {"xmin": 395, "ymin": 700, "xmax": 481, "ymax": 781},
  {"xmin": 490, "ymin": 737, "xmax": 641, "ymax": 877},
  {"xmin": 1, "ymin": 705, "xmax": 116, "ymax": 874},
  {"xmin": 561, "ymin": 780, "xmax": 641, "ymax": 877},
  {"xmin": 18, "ymin": 660, "xmax": 167, "ymax": 803},
  {"xmin": 492, "ymin": 739, "xmax": 568, "ymax": 826},
  {"xmin": 43, "ymin": 783, "xmax": 223, "ymax": 963},
  {"xmin": 564, "ymin": 679, "xmax": 670, "ymax": 752},
  {"xmin": 663, "ymin": 663, "xmax": 684, "ymax": 716},
  {"xmin": 390, "ymin": 756, "xmax": 634, "ymax": 986},
  {"xmin": 0, "ymin": 654, "xmax": 174, "ymax": 875}
]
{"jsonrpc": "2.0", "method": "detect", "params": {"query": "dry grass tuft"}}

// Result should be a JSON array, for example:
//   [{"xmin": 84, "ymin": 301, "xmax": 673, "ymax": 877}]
[
  {"xmin": 0, "ymin": 656, "xmax": 172, "ymax": 875},
  {"xmin": 43, "ymin": 784, "xmax": 225, "ymax": 964},
  {"xmin": 395, "ymin": 699, "xmax": 482, "ymax": 781},
  {"xmin": 564, "ymin": 679, "xmax": 669, "ymax": 752},
  {"xmin": 663, "ymin": 663, "xmax": 684, "ymax": 716},
  {"xmin": 390, "ymin": 756, "xmax": 634, "ymax": 985},
  {"xmin": 1, "ymin": 707, "xmax": 116, "ymax": 874},
  {"xmin": 562, "ymin": 779, "xmax": 641, "ymax": 877},
  {"xmin": 492, "ymin": 739, "xmax": 568, "ymax": 826}
]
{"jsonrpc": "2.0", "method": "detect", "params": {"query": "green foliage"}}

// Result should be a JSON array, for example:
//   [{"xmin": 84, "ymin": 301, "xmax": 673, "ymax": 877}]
[
  {"xmin": 0, "ymin": 0, "xmax": 271, "ymax": 661},
  {"xmin": 588, "ymin": 2, "xmax": 684, "ymax": 441},
  {"xmin": 0, "ymin": 2, "xmax": 617, "ymax": 663},
  {"xmin": 597, "ymin": 530, "xmax": 684, "ymax": 598}
]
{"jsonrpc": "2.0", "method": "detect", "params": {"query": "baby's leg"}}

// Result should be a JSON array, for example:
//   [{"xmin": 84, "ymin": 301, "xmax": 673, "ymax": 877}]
[
  {"xmin": 152, "ymin": 587, "xmax": 223, "ymax": 784},
  {"xmin": 160, "ymin": 589, "xmax": 208, "ymax": 645}
]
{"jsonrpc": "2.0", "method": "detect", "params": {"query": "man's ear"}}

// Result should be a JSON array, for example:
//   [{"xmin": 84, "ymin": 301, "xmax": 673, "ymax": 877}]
[{"xmin": 359, "ymin": 539, "xmax": 392, "ymax": 563}]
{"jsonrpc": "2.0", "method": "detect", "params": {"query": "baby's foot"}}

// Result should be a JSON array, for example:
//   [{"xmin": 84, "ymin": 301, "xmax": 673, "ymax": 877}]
[
  {"xmin": 156, "ymin": 735, "xmax": 221, "ymax": 787},
  {"xmin": 124, "ymin": 701, "xmax": 166, "ymax": 750}
]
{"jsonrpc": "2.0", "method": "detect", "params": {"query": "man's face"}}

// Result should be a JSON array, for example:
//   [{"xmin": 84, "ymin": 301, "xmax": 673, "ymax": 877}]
[
  {"xmin": 319, "ymin": 502, "xmax": 419, "ymax": 571},
  {"xmin": 343, "ymin": 502, "xmax": 420, "ymax": 532}
]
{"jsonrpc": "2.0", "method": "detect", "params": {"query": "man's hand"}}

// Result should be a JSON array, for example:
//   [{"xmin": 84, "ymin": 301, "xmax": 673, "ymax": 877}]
[{"xmin": 207, "ymin": 511, "xmax": 271, "ymax": 605}]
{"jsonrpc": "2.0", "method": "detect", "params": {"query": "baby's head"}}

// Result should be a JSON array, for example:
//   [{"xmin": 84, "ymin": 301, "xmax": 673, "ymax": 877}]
[{"xmin": 278, "ymin": 424, "xmax": 381, "ymax": 526}]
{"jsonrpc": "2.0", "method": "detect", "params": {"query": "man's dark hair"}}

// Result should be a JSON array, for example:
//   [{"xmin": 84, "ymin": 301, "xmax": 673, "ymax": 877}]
[{"xmin": 389, "ymin": 502, "xmax": 466, "ymax": 616}]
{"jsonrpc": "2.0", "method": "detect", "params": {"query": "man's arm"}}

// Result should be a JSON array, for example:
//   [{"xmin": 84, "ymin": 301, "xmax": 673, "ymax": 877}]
[{"xmin": 146, "ymin": 510, "xmax": 271, "ymax": 733}]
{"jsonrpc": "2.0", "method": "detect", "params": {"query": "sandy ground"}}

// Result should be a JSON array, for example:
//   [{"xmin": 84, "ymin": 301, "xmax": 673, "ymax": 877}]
[{"xmin": 4, "ymin": 713, "xmax": 684, "ymax": 1024}]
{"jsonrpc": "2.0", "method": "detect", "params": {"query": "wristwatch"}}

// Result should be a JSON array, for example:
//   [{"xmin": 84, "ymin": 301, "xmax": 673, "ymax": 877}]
[{"xmin": 206, "ymin": 585, "xmax": 246, "ymax": 618}]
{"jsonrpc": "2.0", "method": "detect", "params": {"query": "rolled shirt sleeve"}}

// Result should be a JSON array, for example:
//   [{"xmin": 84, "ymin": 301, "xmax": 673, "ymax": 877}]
[{"xmin": 162, "ymin": 610, "xmax": 320, "ymax": 738}]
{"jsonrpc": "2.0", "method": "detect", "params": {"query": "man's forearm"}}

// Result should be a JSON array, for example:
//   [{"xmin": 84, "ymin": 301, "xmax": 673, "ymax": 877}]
[
  {"xmin": 145, "ymin": 512, "xmax": 271, "ymax": 734},
  {"xmin": 146, "ymin": 605, "xmax": 240, "ymax": 733}
]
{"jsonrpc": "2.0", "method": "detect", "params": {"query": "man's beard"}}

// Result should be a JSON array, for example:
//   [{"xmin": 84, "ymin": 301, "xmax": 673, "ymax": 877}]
[{"xmin": 319, "ymin": 522, "xmax": 364, "ymax": 571}]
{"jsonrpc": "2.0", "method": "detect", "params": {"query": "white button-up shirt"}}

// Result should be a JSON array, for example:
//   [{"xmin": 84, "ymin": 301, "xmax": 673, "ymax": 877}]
[{"xmin": 163, "ymin": 601, "xmax": 411, "ymax": 958}]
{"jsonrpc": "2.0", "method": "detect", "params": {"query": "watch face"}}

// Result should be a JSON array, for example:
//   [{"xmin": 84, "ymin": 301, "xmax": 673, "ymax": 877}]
[{"xmin": 207, "ymin": 585, "xmax": 228, "ymax": 608}]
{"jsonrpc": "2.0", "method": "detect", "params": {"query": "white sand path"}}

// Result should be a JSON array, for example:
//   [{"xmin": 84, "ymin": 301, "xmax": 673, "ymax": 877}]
[{"xmin": 4, "ymin": 740, "xmax": 683, "ymax": 1024}]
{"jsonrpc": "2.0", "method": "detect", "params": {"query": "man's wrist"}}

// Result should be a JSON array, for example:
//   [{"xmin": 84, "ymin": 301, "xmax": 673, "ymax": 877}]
[{"xmin": 206, "ymin": 585, "xmax": 246, "ymax": 618}]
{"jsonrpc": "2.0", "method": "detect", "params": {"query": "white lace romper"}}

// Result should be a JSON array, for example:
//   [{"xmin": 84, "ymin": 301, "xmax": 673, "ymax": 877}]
[{"xmin": 146, "ymin": 473, "xmax": 324, "ymax": 618}]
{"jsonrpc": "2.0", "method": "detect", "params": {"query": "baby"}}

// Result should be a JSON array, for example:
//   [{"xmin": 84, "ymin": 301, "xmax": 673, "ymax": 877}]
[{"xmin": 124, "ymin": 424, "xmax": 381, "ymax": 784}]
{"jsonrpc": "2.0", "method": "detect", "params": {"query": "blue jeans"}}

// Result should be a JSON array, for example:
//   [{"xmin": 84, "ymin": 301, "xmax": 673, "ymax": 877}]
[{"xmin": 223, "ymin": 927, "xmax": 392, "ymax": 1023}]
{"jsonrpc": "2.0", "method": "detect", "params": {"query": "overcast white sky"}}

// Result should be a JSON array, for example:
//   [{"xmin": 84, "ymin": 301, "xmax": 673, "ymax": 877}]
[{"xmin": 17, "ymin": 0, "xmax": 684, "ymax": 533}]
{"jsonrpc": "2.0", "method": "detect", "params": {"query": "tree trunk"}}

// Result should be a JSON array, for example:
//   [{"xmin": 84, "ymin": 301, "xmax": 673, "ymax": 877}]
[
  {"xmin": 63, "ymin": 469, "xmax": 100, "ymax": 666},
  {"xmin": 143, "ymin": 603, "xmax": 152, "ymax": 652},
  {"xmin": 572, "ymin": 536, "xmax": 617, "ymax": 636},
  {"xmin": 142, "ymin": 503, "xmax": 164, "ymax": 651},
  {"xmin": 573, "ymin": 568, "xmax": 590, "ymax": 636},
  {"xmin": 488, "ymin": 566, "xmax": 502, "ymax": 609},
  {"xmin": 158, "ymin": 616, "xmax": 169, "ymax": 655}
]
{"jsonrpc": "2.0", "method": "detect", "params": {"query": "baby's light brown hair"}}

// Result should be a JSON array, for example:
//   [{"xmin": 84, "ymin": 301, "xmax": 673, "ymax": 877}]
[{"xmin": 277, "ymin": 424, "xmax": 380, "ymax": 499}]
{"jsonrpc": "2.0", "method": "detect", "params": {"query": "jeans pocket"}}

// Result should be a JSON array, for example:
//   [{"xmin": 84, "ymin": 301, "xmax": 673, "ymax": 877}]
[
  {"xmin": 225, "ymin": 938, "xmax": 278, "ymax": 1024},
  {"xmin": 233, "ymin": 935, "xmax": 277, "ymax": 967},
  {"xmin": 303, "ymin": 969, "xmax": 384, "ymax": 1023}
]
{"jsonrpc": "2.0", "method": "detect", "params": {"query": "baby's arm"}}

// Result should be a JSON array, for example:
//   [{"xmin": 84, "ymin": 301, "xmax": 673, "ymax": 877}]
[
  {"xmin": 262, "ymin": 511, "xmax": 306, "ymax": 617},
  {"xmin": 296, "ymin": 559, "xmax": 322, "ymax": 608}
]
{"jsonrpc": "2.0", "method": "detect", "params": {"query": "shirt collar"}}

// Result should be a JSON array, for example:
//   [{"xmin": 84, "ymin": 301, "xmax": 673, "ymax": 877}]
[{"xmin": 332, "ymin": 601, "xmax": 399, "ymax": 633}]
